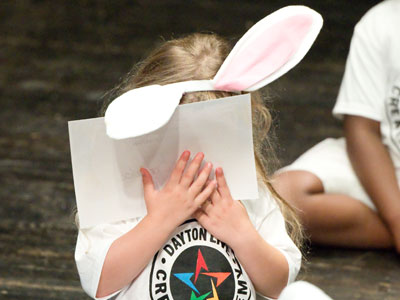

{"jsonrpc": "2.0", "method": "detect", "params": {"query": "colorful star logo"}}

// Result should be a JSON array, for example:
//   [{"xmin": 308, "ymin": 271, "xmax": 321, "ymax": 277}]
[{"xmin": 173, "ymin": 249, "xmax": 231, "ymax": 300}]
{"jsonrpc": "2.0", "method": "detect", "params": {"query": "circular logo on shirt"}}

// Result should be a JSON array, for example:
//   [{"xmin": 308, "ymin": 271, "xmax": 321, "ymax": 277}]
[
  {"xmin": 169, "ymin": 245, "xmax": 235, "ymax": 300},
  {"xmin": 149, "ymin": 220, "xmax": 253, "ymax": 300}
]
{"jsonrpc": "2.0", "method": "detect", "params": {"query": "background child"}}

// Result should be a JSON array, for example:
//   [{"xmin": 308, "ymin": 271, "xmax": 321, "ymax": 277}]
[
  {"xmin": 273, "ymin": 0, "xmax": 400, "ymax": 253},
  {"xmin": 75, "ymin": 33, "xmax": 303, "ymax": 300}
]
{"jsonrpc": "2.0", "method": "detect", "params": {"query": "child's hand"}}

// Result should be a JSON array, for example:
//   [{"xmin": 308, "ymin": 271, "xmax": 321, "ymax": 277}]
[
  {"xmin": 140, "ymin": 151, "xmax": 216, "ymax": 230},
  {"xmin": 194, "ymin": 167, "xmax": 256, "ymax": 248}
]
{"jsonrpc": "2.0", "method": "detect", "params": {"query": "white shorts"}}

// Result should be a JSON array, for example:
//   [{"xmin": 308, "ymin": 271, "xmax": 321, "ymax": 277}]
[{"xmin": 279, "ymin": 137, "xmax": 376, "ymax": 211}]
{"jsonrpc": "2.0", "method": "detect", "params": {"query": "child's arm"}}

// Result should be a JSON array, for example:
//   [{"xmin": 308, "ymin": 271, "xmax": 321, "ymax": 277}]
[
  {"xmin": 96, "ymin": 151, "xmax": 217, "ymax": 298},
  {"xmin": 344, "ymin": 115, "xmax": 400, "ymax": 252},
  {"xmin": 195, "ymin": 168, "xmax": 289, "ymax": 299}
]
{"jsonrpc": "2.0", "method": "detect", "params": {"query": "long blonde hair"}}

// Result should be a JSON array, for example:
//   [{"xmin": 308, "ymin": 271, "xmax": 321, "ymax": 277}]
[{"xmin": 102, "ymin": 33, "xmax": 304, "ymax": 248}]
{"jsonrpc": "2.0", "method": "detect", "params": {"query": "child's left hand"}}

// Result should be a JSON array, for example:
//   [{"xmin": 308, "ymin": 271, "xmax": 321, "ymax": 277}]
[
  {"xmin": 196, "ymin": 168, "xmax": 290, "ymax": 298},
  {"xmin": 194, "ymin": 167, "xmax": 256, "ymax": 248}
]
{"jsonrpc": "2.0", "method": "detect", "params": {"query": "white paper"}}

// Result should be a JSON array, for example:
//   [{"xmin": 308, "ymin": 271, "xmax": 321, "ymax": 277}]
[{"xmin": 69, "ymin": 94, "xmax": 259, "ymax": 228}]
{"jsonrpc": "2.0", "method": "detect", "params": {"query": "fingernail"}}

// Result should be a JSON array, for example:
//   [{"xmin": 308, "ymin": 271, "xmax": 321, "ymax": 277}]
[{"xmin": 182, "ymin": 150, "xmax": 190, "ymax": 159}]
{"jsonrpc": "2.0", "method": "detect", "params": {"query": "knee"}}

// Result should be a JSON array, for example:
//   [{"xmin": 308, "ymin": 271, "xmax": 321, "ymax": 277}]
[
  {"xmin": 272, "ymin": 170, "xmax": 323, "ymax": 195},
  {"xmin": 272, "ymin": 171, "xmax": 323, "ymax": 206}
]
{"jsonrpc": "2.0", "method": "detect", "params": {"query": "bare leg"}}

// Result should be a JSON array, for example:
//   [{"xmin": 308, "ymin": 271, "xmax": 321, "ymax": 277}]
[{"xmin": 272, "ymin": 171, "xmax": 393, "ymax": 248}]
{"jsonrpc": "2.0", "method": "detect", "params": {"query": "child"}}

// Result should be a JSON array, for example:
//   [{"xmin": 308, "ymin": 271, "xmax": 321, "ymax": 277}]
[
  {"xmin": 273, "ymin": 0, "xmax": 400, "ymax": 253},
  {"xmin": 74, "ymin": 7, "xmax": 322, "ymax": 300}
]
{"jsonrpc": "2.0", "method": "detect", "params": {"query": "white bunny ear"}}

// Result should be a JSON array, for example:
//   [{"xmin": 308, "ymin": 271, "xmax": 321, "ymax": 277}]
[
  {"xmin": 105, "ymin": 84, "xmax": 182, "ymax": 139},
  {"xmin": 213, "ymin": 6, "xmax": 323, "ymax": 92},
  {"xmin": 104, "ymin": 6, "xmax": 323, "ymax": 139},
  {"xmin": 105, "ymin": 80, "xmax": 214, "ymax": 139}
]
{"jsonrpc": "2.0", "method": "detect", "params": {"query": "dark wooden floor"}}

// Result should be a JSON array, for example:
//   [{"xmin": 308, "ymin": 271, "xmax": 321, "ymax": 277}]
[{"xmin": 1, "ymin": 1, "xmax": 399, "ymax": 299}]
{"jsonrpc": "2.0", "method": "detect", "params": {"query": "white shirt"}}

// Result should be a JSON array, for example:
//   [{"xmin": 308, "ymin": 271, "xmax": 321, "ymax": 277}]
[
  {"xmin": 75, "ymin": 185, "xmax": 301, "ymax": 300},
  {"xmin": 333, "ymin": 0, "xmax": 400, "ymax": 167}
]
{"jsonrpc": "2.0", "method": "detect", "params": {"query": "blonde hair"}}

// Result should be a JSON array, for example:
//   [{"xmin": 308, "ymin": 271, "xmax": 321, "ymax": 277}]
[{"xmin": 102, "ymin": 33, "xmax": 304, "ymax": 248}]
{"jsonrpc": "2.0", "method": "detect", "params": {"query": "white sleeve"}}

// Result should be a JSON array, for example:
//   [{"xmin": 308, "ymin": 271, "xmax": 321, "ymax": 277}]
[
  {"xmin": 74, "ymin": 219, "xmax": 140, "ymax": 299},
  {"xmin": 243, "ymin": 186, "xmax": 302, "ymax": 286},
  {"xmin": 256, "ymin": 206, "xmax": 302, "ymax": 285},
  {"xmin": 333, "ymin": 9, "xmax": 387, "ymax": 121}
]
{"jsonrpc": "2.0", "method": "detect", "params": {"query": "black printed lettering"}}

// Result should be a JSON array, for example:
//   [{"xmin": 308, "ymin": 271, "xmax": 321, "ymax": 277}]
[
  {"xmin": 209, "ymin": 234, "xmax": 217, "ymax": 243},
  {"xmin": 171, "ymin": 237, "xmax": 182, "ymax": 250},
  {"xmin": 156, "ymin": 269, "xmax": 167, "ymax": 280},
  {"xmin": 232, "ymin": 257, "xmax": 243, "ymax": 279},
  {"xmin": 393, "ymin": 86, "xmax": 400, "ymax": 97},
  {"xmin": 176, "ymin": 232, "xmax": 185, "ymax": 245},
  {"xmin": 184, "ymin": 229, "xmax": 192, "ymax": 242},
  {"xmin": 155, "ymin": 282, "xmax": 167, "ymax": 294},
  {"xmin": 234, "ymin": 266, "xmax": 243, "ymax": 279},
  {"xmin": 192, "ymin": 228, "xmax": 199, "ymax": 240},
  {"xmin": 237, "ymin": 280, "xmax": 248, "ymax": 294},
  {"xmin": 390, "ymin": 97, "xmax": 399, "ymax": 107},
  {"xmin": 199, "ymin": 228, "xmax": 207, "ymax": 240},
  {"xmin": 217, "ymin": 240, "xmax": 229, "ymax": 254},
  {"xmin": 163, "ymin": 244, "xmax": 174, "ymax": 256},
  {"xmin": 392, "ymin": 108, "xmax": 400, "ymax": 115}
]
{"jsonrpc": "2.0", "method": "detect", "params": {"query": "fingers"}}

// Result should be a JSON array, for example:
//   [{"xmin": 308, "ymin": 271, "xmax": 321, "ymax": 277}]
[
  {"xmin": 180, "ymin": 152, "xmax": 205, "ymax": 187},
  {"xmin": 194, "ymin": 180, "xmax": 217, "ymax": 207},
  {"xmin": 168, "ymin": 150, "xmax": 190, "ymax": 185},
  {"xmin": 210, "ymin": 188, "xmax": 221, "ymax": 203},
  {"xmin": 215, "ymin": 167, "xmax": 232, "ymax": 199},
  {"xmin": 193, "ymin": 209, "xmax": 208, "ymax": 226},
  {"xmin": 201, "ymin": 199, "xmax": 212, "ymax": 213},
  {"xmin": 140, "ymin": 168, "xmax": 155, "ymax": 196},
  {"xmin": 200, "ymin": 187, "xmax": 220, "ymax": 215},
  {"xmin": 189, "ymin": 161, "xmax": 213, "ymax": 194}
]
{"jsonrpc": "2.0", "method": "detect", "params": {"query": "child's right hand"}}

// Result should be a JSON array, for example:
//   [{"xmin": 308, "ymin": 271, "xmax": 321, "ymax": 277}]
[
  {"xmin": 96, "ymin": 151, "xmax": 215, "ymax": 298},
  {"xmin": 140, "ymin": 151, "xmax": 216, "ymax": 230}
]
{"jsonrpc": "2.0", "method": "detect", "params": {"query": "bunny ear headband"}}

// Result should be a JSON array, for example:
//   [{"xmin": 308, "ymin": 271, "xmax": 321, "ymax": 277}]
[{"xmin": 105, "ymin": 5, "xmax": 323, "ymax": 139}]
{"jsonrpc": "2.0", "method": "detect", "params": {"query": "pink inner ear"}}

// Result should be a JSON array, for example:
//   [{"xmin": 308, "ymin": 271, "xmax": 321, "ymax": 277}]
[{"xmin": 214, "ymin": 15, "xmax": 313, "ymax": 91}]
